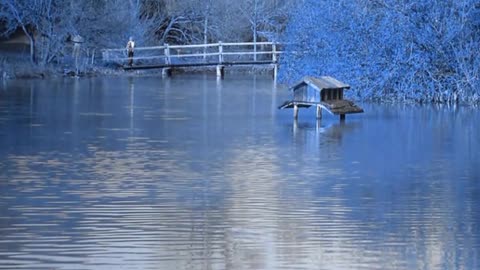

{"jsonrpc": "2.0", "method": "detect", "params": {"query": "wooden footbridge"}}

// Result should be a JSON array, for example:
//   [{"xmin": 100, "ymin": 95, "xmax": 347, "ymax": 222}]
[{"xmin": 102, "ymin": 41, "xmax": 281, "ymax": 78}]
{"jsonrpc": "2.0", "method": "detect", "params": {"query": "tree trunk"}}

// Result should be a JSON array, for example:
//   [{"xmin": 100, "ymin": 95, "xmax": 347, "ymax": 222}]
[
  {"xmin": 29, "ymin": 36, "xmax": 36, "ymax": 64},
  {"xmin": 253, "ymin": 0, "xmax": 258, "ymax": 61},
  {"xmin": 203, "ymin": 2, "xmax": 210, "ymax": 60},
  {"xmin": 161, "ymin": 18, "xmax": 176, "ymax": 44},
  {"xmin": 21, "ymin": 26, "xmax": 36, "ymax": 64},
  {"xmin": 253, "ymin": 25, "xmax": 257, "ymax": 61},
  {"xmin": 203, "ymin": 17, "xmax": 208, "ymax": 60}
]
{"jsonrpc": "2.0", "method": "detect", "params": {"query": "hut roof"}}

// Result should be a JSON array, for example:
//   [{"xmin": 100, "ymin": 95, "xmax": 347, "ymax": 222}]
[{"xmin": 290, "ymin": 76, "xmax": 350, "ymax": 92}]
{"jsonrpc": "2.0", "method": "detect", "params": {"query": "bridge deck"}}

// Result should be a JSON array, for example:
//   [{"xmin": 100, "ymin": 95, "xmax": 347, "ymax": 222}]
[{"xmin": 123, "ymin": 61, "xmax": 276, "ymax": 70}]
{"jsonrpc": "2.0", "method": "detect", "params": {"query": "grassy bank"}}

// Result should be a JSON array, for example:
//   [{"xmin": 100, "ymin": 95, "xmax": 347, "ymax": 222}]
[{"xmin": 1, "ymin": 56, "xmax": 277, "ymax": 80}]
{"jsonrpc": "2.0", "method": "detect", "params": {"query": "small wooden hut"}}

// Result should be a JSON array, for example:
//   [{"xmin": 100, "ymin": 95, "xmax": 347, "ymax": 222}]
[{"xmin": 278, "ymin": 76, "xmax": 363, "ymax": 120}]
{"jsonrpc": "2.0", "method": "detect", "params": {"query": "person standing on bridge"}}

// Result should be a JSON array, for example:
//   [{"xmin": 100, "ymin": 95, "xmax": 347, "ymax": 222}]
[{"xmin": 126, "ymin": 37, "xmax": 135, "ymax": 67}]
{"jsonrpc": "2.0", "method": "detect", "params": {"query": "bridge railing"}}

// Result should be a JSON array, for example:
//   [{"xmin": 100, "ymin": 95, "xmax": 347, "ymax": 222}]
[{"xmin": 102, "ymin": 41, "xmax": 281, "ymax": 66}]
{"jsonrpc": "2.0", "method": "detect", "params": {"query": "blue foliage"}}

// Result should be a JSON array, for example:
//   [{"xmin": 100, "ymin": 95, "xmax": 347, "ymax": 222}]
[{"xmin": 279, "ymin": 0, "xmax": 480, "ymax": 104}]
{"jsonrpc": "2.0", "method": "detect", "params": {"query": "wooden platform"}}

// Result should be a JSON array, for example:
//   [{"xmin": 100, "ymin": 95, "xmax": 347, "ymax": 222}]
[{"xmin": 278, "ymin": 100, "xmax": 363, "ymax": 115}]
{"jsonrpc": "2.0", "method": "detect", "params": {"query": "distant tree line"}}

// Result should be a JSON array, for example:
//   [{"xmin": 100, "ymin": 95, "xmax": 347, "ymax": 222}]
[
  {"xmin": 0, "ymin": 0, "xmax": 292, "ymax": 65},
  {"xmin": 280, "ymin": 0, "xmax": 480, "ymax": 104},
  {"xmin": 2, "ymin": 0, "xmax": 479, "ymax": 104}
]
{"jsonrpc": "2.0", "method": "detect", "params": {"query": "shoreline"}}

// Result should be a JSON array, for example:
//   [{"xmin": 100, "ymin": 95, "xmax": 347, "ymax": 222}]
[
  {"xmin": 2, "ymin": 61, "xmax": 479, "ymax": 106},
  {"xmin": 0, "ymin": 61, "xmax": 275, "ymax": 79}
]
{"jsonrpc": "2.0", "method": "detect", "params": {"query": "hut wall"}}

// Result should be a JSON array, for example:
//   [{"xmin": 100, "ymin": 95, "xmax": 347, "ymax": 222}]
[{"xmin": 294, "ymin": 86, "xmax": 320, "ymax": 102}]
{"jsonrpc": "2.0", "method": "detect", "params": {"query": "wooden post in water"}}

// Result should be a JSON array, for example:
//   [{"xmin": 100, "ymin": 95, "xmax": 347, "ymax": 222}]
[
  {"xmin": 272, "ymin": 42, "xmax": 278, "ymax": 81},
  {"xmin": 293, "ymin": 104, "xmax": 299, "ymax": 119},
  {"xmin": 316, "ymin": 106, "xmax": 322, "ymax": 119},
  {"xmin": 162, "ymin": 44, "xmax": 172, "ymax": 77},
  {"xmin": 216, "ymin": 65, "xmax": 224, "ymax": 78},
  {"xmin": 162, "ymin": 68, "xmax": 172, "ymax": 78},
  {"xmin": 340, "ymin": 114, "xmax": 346, "ymax": 121},
  {"xmin": 217, "ymin": 41, "xmax": 224, "ymax": 78}
]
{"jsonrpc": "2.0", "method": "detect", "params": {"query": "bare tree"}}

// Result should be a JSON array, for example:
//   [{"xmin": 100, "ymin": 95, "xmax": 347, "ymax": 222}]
[
  {"xmin": 1, "ymin": 0, "xmax": 75, "ymax": 65},
  {"xmin": 0, "ymin": 0, "xmax": 41, "ymax": 63},
  {"xmin": 238, "ymin": 0, "xmax": 293, "ymax": 60},
  {"xmin": 1, "ymin": 0, "xmax": 296, "ymax": 68}
]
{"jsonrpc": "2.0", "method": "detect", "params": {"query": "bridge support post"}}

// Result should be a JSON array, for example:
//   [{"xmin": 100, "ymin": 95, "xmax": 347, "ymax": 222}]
[
  {"xmin": 164, "ymin": 43, "xmax": 171, "ymax": 65},
  {"xmin": 293, "ymin": 104, "xmax": 299, "ymax": 119},
  {"xmin": 216, "ymin": 65, "xmax": 224, "ymax": 78},
  {"xmin": 162, "ymin": 68, "xmax": 172, "ymax": 78},
  {"xmin": 340, "ymin": 114, "xmax": 346, "ymax": 121},
  {"xmin": 272, "ymin": 43, "xmax": 278, "ymax": 81},
  {"xmin": 316, "ymin": 106, "xmax": 322, "ymax": 119},
  {"xmin": 218, "ymin": 41, "xmax": 223, "ymax": 63}
]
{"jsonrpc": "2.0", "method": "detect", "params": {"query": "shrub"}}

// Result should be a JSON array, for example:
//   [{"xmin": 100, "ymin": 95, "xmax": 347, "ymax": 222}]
[{"xmin": 279, "ymin": 0, "xmax": 480, "ymax": 104}]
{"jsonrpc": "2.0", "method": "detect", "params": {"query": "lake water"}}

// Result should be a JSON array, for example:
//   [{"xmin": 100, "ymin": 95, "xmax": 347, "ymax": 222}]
[{"xmin": 0, "ymin": 75, "xmax": 479, "ymax": 270}]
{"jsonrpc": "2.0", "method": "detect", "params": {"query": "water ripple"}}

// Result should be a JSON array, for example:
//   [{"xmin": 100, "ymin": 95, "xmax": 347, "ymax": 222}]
[{"xmin": 0, "ymin": 76, "xmax": 479, "ymax": 269}]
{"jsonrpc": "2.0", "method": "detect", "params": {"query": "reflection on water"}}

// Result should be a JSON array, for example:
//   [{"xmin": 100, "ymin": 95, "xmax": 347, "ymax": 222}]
[{"xmin": 0, "ymin": 75, "xmax": 479, "ymax": 270}]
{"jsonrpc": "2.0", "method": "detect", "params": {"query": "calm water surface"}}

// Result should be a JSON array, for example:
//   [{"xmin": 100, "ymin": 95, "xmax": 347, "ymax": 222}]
[{"xmin": 0, "ymin": 75, "xmax": 479, "ymax": 270}]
